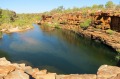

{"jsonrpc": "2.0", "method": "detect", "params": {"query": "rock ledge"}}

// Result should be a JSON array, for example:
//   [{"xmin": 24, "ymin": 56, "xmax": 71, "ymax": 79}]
[{"xmin": 0, "ymin": 57, "xmax": 120, "ymax": 79}]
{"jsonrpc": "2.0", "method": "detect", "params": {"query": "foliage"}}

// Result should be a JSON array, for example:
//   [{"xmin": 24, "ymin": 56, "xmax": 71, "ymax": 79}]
[
  {"xmin": 116, "ymin": 55, "xmax": 120, "ymax": 60},
  {"xmin": 54, "ymin": 22, "xmax": 61, "ymax": 29},
  {"xmin": 80, "ymin": 19, "xmax": 91, "ymax": 28},
  {"xmin": 0, "ymin": 32, "xmax": 2, "ymax": 38},
  {"xmin": 50, "ymin": 6, "xmax": 65, "ymax": 13},
  {"xmin": 0, "ymin": 9, "xmax": 41, "ymax": 30},
  {"xmin": 106, "ymin": 29, "xmax": 115, "ymax": 35},
  {"xmin": 115, "ymin": 49, "xmax": 120, "ymax": 60},
  {"xmin": 117, "ymin": 49, "xmax": 120, "ymax": 53},
  {"xmin": 105, "ymin": 1, "xmax": 115, "ymax": 9},
  {"xmin": 42, "ymin": 22, "xmax": 52, "ymax": 27},
  {"xmin": 92, "ymin": 4, "xmax": 104, "ymax": 9},
  {"xmin": 0, "ymin": 9, "xmax": 17, "ymax": 24},
  {"xmin": 0, "ymin": 9, "xmax": 2, "ymax": 18},
  {"xmin": 42, "ymin": 22, "xmax": 61, "ymax": 29},
  {"xmin": 115, "ymin": 4, "xmax": 120, "ymax": 10}
]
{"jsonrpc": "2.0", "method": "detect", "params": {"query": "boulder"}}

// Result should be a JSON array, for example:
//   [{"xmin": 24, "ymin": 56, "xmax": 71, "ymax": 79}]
[
  {"xmin": 56, "ymin": 74, "xmax": 96, "ymax": 79},
  {"xmin": 35, "ymin": 73, "xmax": 56, "ymax": 79},
  {"xmin": 4, "ymin": 70, "xmax": 29, "ymax": 79},
  {"xmin": 0, "ymin": 65, "xmax": 15, "ymax": 77},
  {"xmin": 0, "ymin": 57, "xmax": 11, "ymax": 66},
  {"xmin": 97, "ymin": 65, "xmax": 120, "ymax": 79}
]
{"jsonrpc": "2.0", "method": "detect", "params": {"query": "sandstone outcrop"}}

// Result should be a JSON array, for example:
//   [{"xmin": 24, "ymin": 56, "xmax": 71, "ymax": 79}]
[
  {"xmin": 92, "ymin": 11, "xmax": 120, "ymax": 32},
  {"xmin": 0, "ymin": 57, "xmax": 120, "ymax": 79},
  {"xmin": 38, "ymin": 11, "xmax": 120, "ymax": 53}
]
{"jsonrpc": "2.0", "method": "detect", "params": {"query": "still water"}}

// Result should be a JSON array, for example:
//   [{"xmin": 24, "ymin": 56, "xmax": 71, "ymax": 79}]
[{"xmin": 0, "ymin": 24, "xmax": 117, "ymax": 74}]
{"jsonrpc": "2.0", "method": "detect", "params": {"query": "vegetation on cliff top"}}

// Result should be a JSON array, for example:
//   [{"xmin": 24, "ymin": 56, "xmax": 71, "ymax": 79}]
[
  {"xmin": 43, "ymin": 1, "xmax": 120, "ymax": 15},
  {"xmin": 80, "ymin": 19, "xmax": 91, "ymax": 29},
  {"xmin": 0, "ymin": 9, "xmax": 41, "ymax": 31}
]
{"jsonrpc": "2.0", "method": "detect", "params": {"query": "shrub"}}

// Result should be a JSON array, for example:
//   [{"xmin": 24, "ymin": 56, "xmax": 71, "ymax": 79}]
[
  {"xmin": 80, "ymin": 19, "xmax": 91, "ymax": 28},
  {"xmin": 42, "ymin": 22, "xmax": 52, "ymax": 27},
  {"xmin": 0, "ymin": 32, "xmax": 2, "ymax": 38},
  {"xmin": 54, "ymin": 23, "xmax": 60, "ymax": 29},
  {"xmin": 117, "ymin": 49, "xmax": 120, "ymax": 53},
  {"xmin": 116, "ymin": 55, "xmax": 120, "ymax": 60},
  {"xmin": 115, "ymin": 49, "xmax": 120, "ymax": 61},
  {"xmin": 106, "ymin": 29, "xmax": 115, "ymax": 35}
]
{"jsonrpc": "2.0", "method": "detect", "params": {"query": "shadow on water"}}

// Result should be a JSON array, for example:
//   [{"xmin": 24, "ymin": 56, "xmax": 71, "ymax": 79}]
[
  {"xmin": 0, "ymin": 24, "xmax": 118, "ymax": 74},
  {"xmin": 0, "ymin": 50, "xmax": 10, "ymax": 60}
]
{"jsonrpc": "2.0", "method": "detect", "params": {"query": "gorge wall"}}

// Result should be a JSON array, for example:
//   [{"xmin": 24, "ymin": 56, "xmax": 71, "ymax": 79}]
[
  {"xmin": 38, "ymin": 11, "xmax": 120, "ymax": 53},
  {"xmin": 92, "ymin": 11, "xmax": 120, "ymax": 32}
]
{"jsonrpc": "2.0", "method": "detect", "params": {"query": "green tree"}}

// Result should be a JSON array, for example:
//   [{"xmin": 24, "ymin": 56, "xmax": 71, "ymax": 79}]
[
  {"xmin": 0, "ymin": 9, "xmax": 2, "ymax": 25},
  {"xmin": 57, "ymin": 6, "xmax": 65, "ymax": 11},
  {"xmin": 98, "ymin": 5, "xmax": 104, "ymax": 8},
  {"xmin": 0, "ymin": 9, "xmax": 2, "ymax": 18},
  {"xmin": 50, "ymin": 6, "xmax": 65, "ymax": 13},
  {"xmin": 105, "ymin": 1, "xmax": 115, "ymax": 9},
  {"xmin": 92, "ymin": 4, "xmax": 98, "ymax": 9},
  {"xmin": 115, "ymin": 5, "xmax": 120, "ymax": 10},
  {"xmin": 115, "ymin": 1, "xmax": 120, "ymax": 10}
]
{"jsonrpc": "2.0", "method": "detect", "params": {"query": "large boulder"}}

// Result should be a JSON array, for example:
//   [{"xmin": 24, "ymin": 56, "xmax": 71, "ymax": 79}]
[
  {"xmin": 0, "ymin": 65, "xmax": 15, "ymax": 77},
  {"xmin": 4, "ymin": 70, "xmax": 29, "ymax": 79},
  {"xmin": 35, "ymin": 73, "xmax": 56, "ymax": 79},
  {"xmin": 56, "ymin": 74, "xmax": 96, "ymax": 79},
  {"xmin": 97, "ymin": 65, "xmax": 120, "ymax": 79},
  {"xmin": 0, "ymin": 57, "xmax": 11, "ymax": 66}
]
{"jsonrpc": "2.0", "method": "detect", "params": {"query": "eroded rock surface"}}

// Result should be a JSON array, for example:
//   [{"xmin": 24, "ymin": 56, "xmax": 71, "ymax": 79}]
[
  {"xmin": 0, "ymin": 57, "xmax": 119, "ymax": 79},
  {"xmin": 38, "ymin": 11, "xmax": 120, "ymax": 53}
]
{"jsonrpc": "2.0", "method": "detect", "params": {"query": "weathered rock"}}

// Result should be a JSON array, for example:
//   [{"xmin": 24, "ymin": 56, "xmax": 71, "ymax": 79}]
[
  {"xmin": 56, "ymin": 74, "xmax": 96, "ymax": 79},
  {"xmin": 32, "ymin": 69, "xmax": 47, "ymax": 78},
  {"xmin": 35, "ymin": 73, "xmax": 56, "ymax": 79},
  {"xmin": 97, "ymin": 65, "xmax": 120, "ymax": 79},
  {"xmin": 24, "ymin": 67, "xmax": 47, "ymax": 78},
  {"xmin": 0, "ymin": 76, "xmax": 3, "ymax": 79},
  {"xmin": 24, "ymin": 66, "xmax": 33, "ymax": 74},
  {"xmin": 111, "ymin": 73, "xmax": 120, "ymax": 79},
  {"xmin": 56, "ymin": 75, "xmax": 69, "ymax": 79},
  {"xmin": 0, "ymin": 57, "xmax": 11, "ymax": 66},
  {"xmin": 0, "ymin": 65, "xmax": 15, "ymax": 77},
  {"xmin": 4, "ymin": 70, "xmax": 29, "ymax": 79},
  {"xmin": 0, "ymin": 58, "xmax": 120, "ymax": 79}
]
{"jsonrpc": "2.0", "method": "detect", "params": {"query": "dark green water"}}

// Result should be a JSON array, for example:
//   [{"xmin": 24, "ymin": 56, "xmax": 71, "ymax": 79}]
[{"xmin": 0, "ymin": 24, "xmax": 117, "ymax": 74}]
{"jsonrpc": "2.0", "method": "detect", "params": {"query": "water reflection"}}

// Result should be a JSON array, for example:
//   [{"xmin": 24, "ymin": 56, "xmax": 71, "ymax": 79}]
[
  {"xmin": 0, "ymin": 24, "xmax": 117, "ymax": 74},
  {"xmin": 0, "ymin": 50, "xmax": 10, "ymax": 60}
]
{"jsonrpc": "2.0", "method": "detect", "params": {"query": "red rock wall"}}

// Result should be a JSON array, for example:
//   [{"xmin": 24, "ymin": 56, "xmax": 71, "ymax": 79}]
[
  {"xmin": 92, "ymin": 12, "xmax": 120, "ymax": 32},
  {"xmin": 111, "ymin": 16, "xmax": 120, "ymax": 32}
]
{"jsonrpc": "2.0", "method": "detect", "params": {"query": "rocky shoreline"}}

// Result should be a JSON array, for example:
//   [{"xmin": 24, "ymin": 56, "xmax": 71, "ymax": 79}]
[
  {"xmin": 1, "ymin": 27, "xmax": 33, "ymax": 33},
  {"xmin": 0, "ymin": 26, "xmax": 33, "ymax": 39},
  {"xmin": 0, "ymin": 57, "xmax": 120, "ymax": 79},
  {"xmin": 61, "ymin": 25, "xmax": 120, "ymax": 53},
  {"xmin": 38, "ymin": 11, "xmax": 120, "ymax": 54}
]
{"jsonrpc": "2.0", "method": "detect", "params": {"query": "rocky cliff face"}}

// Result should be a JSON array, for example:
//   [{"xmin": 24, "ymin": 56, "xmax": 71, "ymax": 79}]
[
  {"xmin": 38, "ymin": 11, "xmax": 120, "ymax": 53},
  {"xmin": 40, "ymin": 11, "xmax": 91, "ymax": 26},
  {"xmin": 92, "ymin": 11, "xmax": 120, "ymax": 32},
  {"xmin": 0, "ymin": 57, "xmax": 120, "ymax": 79}
]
